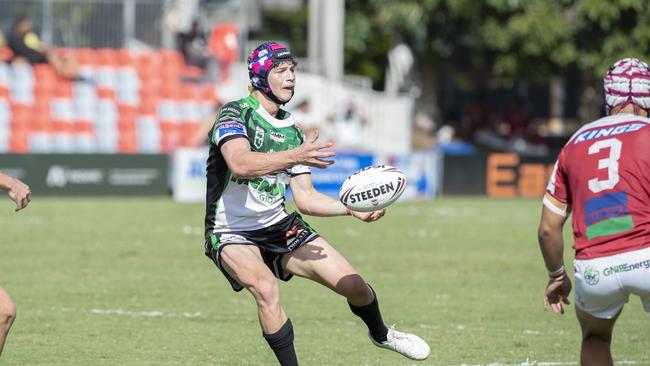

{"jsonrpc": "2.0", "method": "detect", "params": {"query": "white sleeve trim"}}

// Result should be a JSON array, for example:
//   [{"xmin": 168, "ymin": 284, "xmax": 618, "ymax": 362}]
[{"xmin": 543, "ymin": 195, "xmax": 567, "ymax": 217}]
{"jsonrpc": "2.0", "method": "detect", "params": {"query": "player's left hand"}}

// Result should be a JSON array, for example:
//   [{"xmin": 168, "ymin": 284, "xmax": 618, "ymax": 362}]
[
  {"xmin": 350, "ymin": 208, "xmax": 385, "ymax": 223},
  {"xmin": 543, "ymin": 275, "xmax": 572, "ymax": 315}
]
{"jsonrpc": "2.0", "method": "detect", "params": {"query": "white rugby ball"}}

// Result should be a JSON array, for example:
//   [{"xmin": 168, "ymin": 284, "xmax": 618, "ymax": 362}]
[{"xmin": 339, "ymin": 165, "xmax": 407, "ymax": 212}]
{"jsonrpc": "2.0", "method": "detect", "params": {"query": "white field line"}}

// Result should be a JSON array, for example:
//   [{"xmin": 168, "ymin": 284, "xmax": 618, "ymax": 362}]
[
  {"xmin": 452, "ymin": 361, "xmax": 644, "ymax": 366},
  {"xmin": 60, "ymin": 307, "xmax": 204, "ymax": 318}
]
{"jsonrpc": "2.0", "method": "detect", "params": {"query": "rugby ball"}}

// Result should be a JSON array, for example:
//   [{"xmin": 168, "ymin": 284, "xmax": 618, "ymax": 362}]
[{"xmin": 339, "ymin": 165, "xmax": 407, "ymax": 212}]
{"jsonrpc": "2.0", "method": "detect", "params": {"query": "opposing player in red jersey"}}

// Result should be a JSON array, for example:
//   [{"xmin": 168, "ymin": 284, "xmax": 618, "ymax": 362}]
[{"xmin": 539, "ymin": 57, "xmax": 650, "ymax": 366}]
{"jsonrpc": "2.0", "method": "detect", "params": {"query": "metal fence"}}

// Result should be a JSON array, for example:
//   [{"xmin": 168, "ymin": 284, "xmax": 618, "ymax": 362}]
[{"xmin": 0, "ymin": 0, "xmax": 171, "ymax": 49}]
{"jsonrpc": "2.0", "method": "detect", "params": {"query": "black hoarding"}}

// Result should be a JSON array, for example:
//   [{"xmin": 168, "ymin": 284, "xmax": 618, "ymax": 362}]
[{"xmin": 0, "ymin": 154, "xmax": 168, "ymax": 196}]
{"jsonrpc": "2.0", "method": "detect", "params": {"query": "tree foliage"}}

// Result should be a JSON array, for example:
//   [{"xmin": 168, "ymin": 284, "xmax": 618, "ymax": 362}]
[{"xmin": 346, "ymin": 0, "xmax": 650, "ymax": 91}]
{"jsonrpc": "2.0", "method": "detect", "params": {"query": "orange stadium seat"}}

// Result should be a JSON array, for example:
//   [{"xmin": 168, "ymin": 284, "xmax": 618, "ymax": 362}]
[
  {"xmin": 51, "ymin": 119, "xmax": 71, "ymax": 134},
  {"xmin": 53, "ymin": 80, "xmax": 74, "ymax": 98},
  {"xmin": 159, "ymin": 83, "xmax": 180, "ymax": 100},
  {"xmin": 73, "ymin": 120, "xmax": 95, "ymax": 135},
  {"xmin": 136, "ymin": 52, "xmax": 156, "ymax": 69},
  {"xmin": 182, "ymin": 65, "xmax": 205, "ymax": 79},
  {"xmin": 74, "ymin": 48, "xmax": 96, "ymax": 66},
  {"xmin": 118, "ymin": 102, "xmax": 137, "ymax": 121},
  {"xmin": 34, "ymin": 82, "xmax": 54, "ymax": 100},
  {"xmin": 180, "ymin": 84, "xmax": 200, "ymax": 100},
  {"xmin": 96, "ymin": 48, "xmax": 118, "ymax": 67},
  {"xmin": 138, "ymin": 70, "xmax": 158, "ymax": 88},
  {"xmin": 32, "ymin": 100, "xmax": 51, "ymax": 129},
  {"xmin": 118, "ymin": 119, "xmax": 136, "ymax": 135},
  {"xmin": 116, "ymin": 49, "xmax": 135, "ymax": 67},
  {"xmin": 160, "ymin": 65, "xmax": 182, "ymax": 85},
  {"xmin": 30, "ymin": 114, "xmax": 52, "ymax": 133},
  {"xmin": 10, "ymin": 117, "xmax": 28, "ymax": 131},
  {"xmin": 159, "ymin": 49, "xmax": 183, "ymax": 69},
  {"xmin": 10, "ymin": 102, "xmax": 30, "ymax": 119},
  {"xmin": 137, "ymin": 97, "xmax": 156, "ymax": 116},
  {"xmin": 159, "ymin": 120, "xmax": 179, "ymax": 152},
  {"xmin": 33, "ymin": 64, "xmax": 58, "ymax": 81},
  {"xmin": 200, "ymin": 84, "xmax": 218, "ymax": 102},
  {"xmin": 179, "ymin": 122, "xmax": 201, "ymax": 146},
  {"xmin": 118, "ymin": 131, "xmax": 137, "ymax": 153},
  {"xmin": 9, "ymin": 130, "xmax": 29, "ymax": 153},
  {"xmin": 96, "ymin": 87, "xmax": 116, "ymax": 100}
]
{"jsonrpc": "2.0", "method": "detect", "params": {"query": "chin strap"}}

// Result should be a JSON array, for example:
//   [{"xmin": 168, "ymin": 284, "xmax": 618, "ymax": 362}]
[{"xmin": 258, "ymin": 87, "xmax": 293, "ymax": 106}]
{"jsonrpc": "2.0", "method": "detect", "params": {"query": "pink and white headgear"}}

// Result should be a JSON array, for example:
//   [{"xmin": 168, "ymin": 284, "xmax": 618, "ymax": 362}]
[
  {"xmin": 247, "ymin": 41, "xmax": 295, "ymax": 104},
  {"xmin": 603, "ymin": 57, "xmax": 650, "ymax": 115}
]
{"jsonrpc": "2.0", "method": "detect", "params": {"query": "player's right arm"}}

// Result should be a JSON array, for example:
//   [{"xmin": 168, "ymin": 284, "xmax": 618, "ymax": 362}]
[
  {"xmin": 538, "ymin": 193, "xmax": 572, "ymax": 315},
  {"xmin": 214, "ymin": 103, "xmax": 335, "ymax": 178},
  {"xmin": 539, "ymin": 150, "xmax": 572, "ymax": 315},
  {"xmin": 0, "ymin": 171, "xmax": 31, "ymax": 211}
]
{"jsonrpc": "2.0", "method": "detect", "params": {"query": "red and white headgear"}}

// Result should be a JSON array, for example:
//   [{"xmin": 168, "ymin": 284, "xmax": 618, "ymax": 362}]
[{"xmin": 603, "ymin": 57, "xmax": 650, "ymax": 115}]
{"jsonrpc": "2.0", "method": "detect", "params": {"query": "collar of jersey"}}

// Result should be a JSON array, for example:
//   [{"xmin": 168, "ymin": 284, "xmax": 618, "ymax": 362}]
[{"xmin": 246, "ymin": 94, "xmax": 295, "ymax": 128}]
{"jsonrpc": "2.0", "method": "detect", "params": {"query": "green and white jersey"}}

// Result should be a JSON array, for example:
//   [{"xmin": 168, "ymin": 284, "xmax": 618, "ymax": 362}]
[{"xmin": 204, "ymin": 94, "xmax": 309, "ymax": 237}]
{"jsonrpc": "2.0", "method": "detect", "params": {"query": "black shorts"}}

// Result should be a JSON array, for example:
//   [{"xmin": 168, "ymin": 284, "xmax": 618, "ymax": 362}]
[{"xmin": 204, "ymin": 212, "xmax": 319, "ymax": 292}]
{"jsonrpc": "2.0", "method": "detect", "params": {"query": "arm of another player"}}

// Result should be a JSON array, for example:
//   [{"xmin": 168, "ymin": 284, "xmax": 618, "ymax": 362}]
[
  {"xmin": 0, "ymin": 171, "xmax": 31, "ymax": 211},
  {"xmin": 221, "ymin": 130, "xmax": 335, "ymax": 179},
  {"xmin": 289, "ymin": 173, "xmax": 385, "ymax": 222},
  {"xmin": 538, "ymin": 193, "xmax": 572, "ymax": 315}
]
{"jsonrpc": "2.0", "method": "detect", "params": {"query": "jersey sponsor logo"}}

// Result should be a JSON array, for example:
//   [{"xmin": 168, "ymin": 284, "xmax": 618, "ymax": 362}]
[
  {"xmin": 583, "ymin": 266, "xmax": 600, "ymax": 286},
  {"xmin": 603, "ymin": 260, "xmax": 650, "ymax": 276},
  {"xmin": 347, "ymin": 182, "xmax": 395, "ymax": 204},
  {"xmin": 584, "ymin": 192, "xmax": 634, "ymax": 239},
  {"xmin": 220, "ymin": 106, "xmax": 240, "ymax": 116},
  {"xmin": 285, "ymin": 225, "xmax": 313, "ymax": 251},
  {"xmin": 573, "ymin": 123, "xmax": 645, "ymax": 144},
  {"xmin": 254, "ymin": 126, "xmax": 265, "ymax": 149},
  {"xmin": 217, "ymin": 122, "xmax": 246, "ymax": 142},
  {"xmin": 217, "ymin": 233, "xmax": 249, "ymax": 245},
  {"xmin": 270, "ymin": 131, "xmax": 285, "ymax": 143}
]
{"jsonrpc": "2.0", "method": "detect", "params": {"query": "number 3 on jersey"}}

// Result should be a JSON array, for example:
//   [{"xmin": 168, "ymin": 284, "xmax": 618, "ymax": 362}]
[{"xmin": 588, "ymin": 138, "xmax": 622, "ymax": 193}]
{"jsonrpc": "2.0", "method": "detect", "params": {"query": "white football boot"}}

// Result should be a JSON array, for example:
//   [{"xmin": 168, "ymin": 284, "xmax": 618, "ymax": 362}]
[{"xmin": 369, "ymin": 325, "xmax": 430, "ymax": 360}]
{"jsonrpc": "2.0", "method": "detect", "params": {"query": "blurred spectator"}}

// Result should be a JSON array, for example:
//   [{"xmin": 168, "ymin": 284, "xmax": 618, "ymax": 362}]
[
  {"xmin": 463, "ymin": 92, "xmax": 496, "ymax": 141},
  {"xmin": 500, "ymin": 96, "xmax": 533, "ymax": 138},
  {"xmin": 177, "ymin": 20, "xmax": 211, "ymax": 70},
  {"xmin": 291, "ymin": 99, "xmax": 320, "ymax": 135},
  {"xmin": 435, "ymin": 125, "xmax": 477, "ymax": 156},
  {"xmin": 6, "ymin": 15, "xmax": 82, "ymax": 80},
  {"xmin": 327, "ymin": 102, "xmax": 368, "ymax": 151}
]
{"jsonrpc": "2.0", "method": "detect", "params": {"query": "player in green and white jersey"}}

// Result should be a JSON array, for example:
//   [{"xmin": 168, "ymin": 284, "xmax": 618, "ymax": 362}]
[{"xmin": 203, "ymin": 42, "xmax": 430, "ymax": 365}]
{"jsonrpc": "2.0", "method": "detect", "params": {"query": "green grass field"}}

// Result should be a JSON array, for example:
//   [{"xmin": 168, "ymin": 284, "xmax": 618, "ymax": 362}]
[{"xmin": 1, "ymin": 197, "xmax": 648, "ymax": 365}]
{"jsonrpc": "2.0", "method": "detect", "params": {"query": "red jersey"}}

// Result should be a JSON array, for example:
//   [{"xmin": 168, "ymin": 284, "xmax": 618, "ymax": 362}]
[{"xmin": 547, "ymin": 113, "xmax": 650, "ymax": 259}]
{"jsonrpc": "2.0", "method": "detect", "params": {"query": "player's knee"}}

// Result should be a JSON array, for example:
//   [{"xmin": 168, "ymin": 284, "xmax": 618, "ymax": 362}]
[
  {"xmin": 251, "ymin": 276, "xmax": 280, "ymax": 309},
  {"xmin": 582, "ymin": 331, "xmax": 612, "ymax": 344},
  {"xmin": 341, "ymin": 276, "xmax": 373, "ymax": 305},
  {"xmin": 0, "ymin": 300, "xmax": 16, "ymax": 329}
]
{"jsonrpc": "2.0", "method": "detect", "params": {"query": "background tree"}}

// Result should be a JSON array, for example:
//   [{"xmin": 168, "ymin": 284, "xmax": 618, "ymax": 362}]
[{"xmin": 345, "ymin": 0, "xmax": 650, "ymax": 128}]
